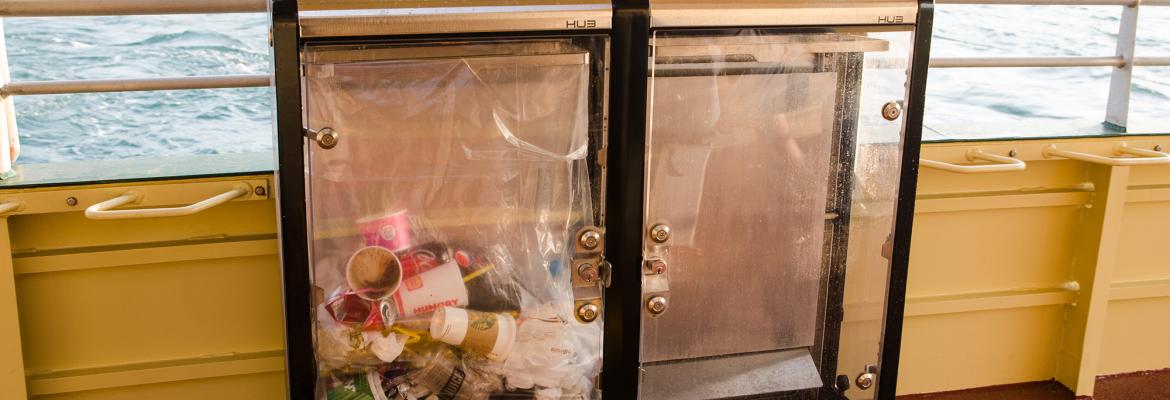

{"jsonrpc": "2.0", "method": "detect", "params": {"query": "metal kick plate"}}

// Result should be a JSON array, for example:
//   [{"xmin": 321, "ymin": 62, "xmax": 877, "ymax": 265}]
[
  {"xmin": 639, "ymin": 348, "xmax": 823, "ymax": 399},
  {"xmin": 299, "ymin": 0, "xmax": 612, "ymax": 38}
]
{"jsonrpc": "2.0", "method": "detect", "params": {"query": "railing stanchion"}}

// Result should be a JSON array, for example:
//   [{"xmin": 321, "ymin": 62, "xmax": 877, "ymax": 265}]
[
  {"xmin": 1105, "ymin": 2, "xmax": 1139, "ymax": 130},
  {"xmin": 0, "ymin": 20, "xmax": 16, "ymax": 180}
]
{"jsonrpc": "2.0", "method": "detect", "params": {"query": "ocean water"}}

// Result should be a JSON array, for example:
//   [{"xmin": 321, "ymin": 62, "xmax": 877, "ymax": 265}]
[{"xmin": 6, "ymin": 6, "xmax": 1169, "ymax": 164}]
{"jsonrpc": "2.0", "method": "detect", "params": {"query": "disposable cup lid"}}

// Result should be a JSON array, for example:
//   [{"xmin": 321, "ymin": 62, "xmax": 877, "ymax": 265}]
[{"xmin": 429, "ymin": 306, "xmax": 468, "ymax": 345}]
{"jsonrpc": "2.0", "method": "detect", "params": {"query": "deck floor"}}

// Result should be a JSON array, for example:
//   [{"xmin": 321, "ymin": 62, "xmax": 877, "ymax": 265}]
[{"xmin": 897, "ymin": 369, "xmax": 1170, "ymax": 400}]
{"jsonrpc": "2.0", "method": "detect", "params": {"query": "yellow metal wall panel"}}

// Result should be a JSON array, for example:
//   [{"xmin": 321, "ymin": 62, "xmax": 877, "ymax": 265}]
[
  {"xmin": 36, "ymin": 371, "xmax": 286, "ymax": 400},
  {"xmin": 14, "ymin": 254, "xmax": 283, "ymax": 373},
  {"xmin": 8, "ymin": 199, "xmax": 276, "ymax": 253},
  {"xmin": 1125, "ymin": 164, "xmax": 1170, "ymax": 186},
  {"xmin": 0, "ymin": 219, "xmax": 29, "ymax": 398},
  {"xmin": 907, "ymin": 206, "xmax": 1080, "ymax": 298},
  {"xmin": 1114, "ymin": 201, "xmax": 1170, "ymax": 283},
  {"xmin": 0, "ymin": 178, "xmax": 287, "ymax": 398},
  {"xmin": 903, "ymin": 137, "xmax": 1170, "ymax": 397},
  {"xmin": 1098, "ymin": 297, "xmax": 1170, "ymax": 375},
  {"xmin": 896, "ymin": 306, "xmax": 1066, "ymax": 395}
]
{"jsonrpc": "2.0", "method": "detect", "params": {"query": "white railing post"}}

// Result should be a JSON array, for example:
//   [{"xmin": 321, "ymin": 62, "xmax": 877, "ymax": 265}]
[
  {"xmin": 1105, "ymin": 2, "xmax": 1140, "ymax": 130},
  {"xmin": 0, "ymin": 19, "xmax": 16, "ymax": 180}
]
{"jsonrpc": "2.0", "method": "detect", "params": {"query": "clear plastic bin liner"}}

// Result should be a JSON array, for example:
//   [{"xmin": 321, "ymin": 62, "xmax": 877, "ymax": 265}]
[{"xmin": 302, "ymin": 39, "xmax": 604, "ymax": 399}]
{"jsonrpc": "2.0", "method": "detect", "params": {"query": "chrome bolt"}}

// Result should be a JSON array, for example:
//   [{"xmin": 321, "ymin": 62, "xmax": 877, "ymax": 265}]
[
  {"xmin": 311, "ymin": 127, "xmax": 339, "ymax": 149},
  {"xmin": 579, "ymin": 230, "xmax": 601, "ymax": 250},
  {"xmin": 856, "ymin": 364, "xmax": 879, "ymax": 390},
  {"xmin": 650, "ymin": 224, "xmax": 671, "ymax": 243},
  {"xmin": 578, "ymin": 263, "xmax": 598, "ymax": 283},
  {"xmin": 647, "ymin": 296, "xmax": 668, "ymax": 315},
  {"xmin": 65, "ymin": 196, "xmax": 78, "ymax": 207},
  {"xmin": 856, "ymin": 372, "xmax": 875, "ymax": 390},
  {"xmin": 254, "ymin": 186, "xmax": 267, "ymax": 196},
  {"xmin": 1008, "ymin": 149, "xmax": 1018, "ymax": 157},
  {"xmin": 881, "ymin": 101, "xmax": 902, "ymax": 121},
  {"xmin": 646, "ymin": 258, "xmax": 667, "ymax": 275},
  {"xmin": 577, "ymin": 303, "xmax": 599, "ymax": 322}
]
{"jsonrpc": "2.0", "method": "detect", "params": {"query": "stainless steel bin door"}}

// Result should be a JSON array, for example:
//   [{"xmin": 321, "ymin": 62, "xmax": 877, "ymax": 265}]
[
  {"xmin": 640, "ymin": 29, "xmax": 914, "ymax": 400},
  {"xmin": 300, "ymin": 38, "xmax": 609, "ymax": 400}
]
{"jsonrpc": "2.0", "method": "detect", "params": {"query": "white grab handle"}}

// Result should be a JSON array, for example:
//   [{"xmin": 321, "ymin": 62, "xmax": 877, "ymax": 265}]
[
  {"xmin": 920, "ymin": 149, "xmax": 1027, "ymax": 174},
  {"xmin": 85, "ymin": 186, "xmax": 249, "ymax": 220},
  {"xmin": 1043, "ymin": 144, "xmax": 1170, "ymax": 166}
]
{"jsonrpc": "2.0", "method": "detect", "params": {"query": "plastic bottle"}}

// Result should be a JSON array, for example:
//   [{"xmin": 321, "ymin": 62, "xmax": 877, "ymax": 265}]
[{"xmin": 410, "ymin": 349, "xmax": 499, "ymax": 400}]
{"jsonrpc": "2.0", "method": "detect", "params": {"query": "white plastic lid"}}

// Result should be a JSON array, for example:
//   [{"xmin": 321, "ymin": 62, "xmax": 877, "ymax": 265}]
[{"xmin": 429, "ymin": 306, "xmax": 468, "ymax": 345}]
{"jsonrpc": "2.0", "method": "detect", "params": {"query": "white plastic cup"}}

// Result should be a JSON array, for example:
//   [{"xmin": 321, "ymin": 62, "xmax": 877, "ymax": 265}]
[
  {"xmin": 393, "ymin": 261, "xmax": 469, "ymax": 317},
  {"xmin": 430, "ymin": 306, "xmax": 517, "ymax": 361}
]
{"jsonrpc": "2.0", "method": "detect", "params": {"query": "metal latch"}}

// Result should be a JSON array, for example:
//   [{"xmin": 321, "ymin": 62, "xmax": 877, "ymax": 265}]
[
  {"xmin": 855, "ymin": 364, "xmax": 878, "ymax": 390},
  {"xmin": 643, "ymin": 223, "xmax": 672, "ymax": 317},
  {"xmin": 572, "ymin": 226, "xmax": 606, "ymax": 323},
  {"xmin": 305, "ymin": 127, "xmax": 339, "ymax": 149}
]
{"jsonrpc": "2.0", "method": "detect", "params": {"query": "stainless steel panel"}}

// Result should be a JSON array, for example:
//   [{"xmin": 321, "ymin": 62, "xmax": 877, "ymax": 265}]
[
  {"xmin": 299, "ymin": 1, "xmax": 612, "ymax": 37},
  {"xmin": 641, "ymin": 58, "xmax": 839, "ymax": 362},
  {"xmin": 639, "ymin": 348, "xmax": 822, "ymax": 399},
  {"xmin": 649, "ymin": 0, "xmax": 917, "ymax": 28}
]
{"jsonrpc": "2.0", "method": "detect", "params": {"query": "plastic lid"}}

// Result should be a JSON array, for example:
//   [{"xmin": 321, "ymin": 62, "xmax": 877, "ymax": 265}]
[{"xmin": 429, "ymin": 306, "xmax": 468, "ymax": 345}]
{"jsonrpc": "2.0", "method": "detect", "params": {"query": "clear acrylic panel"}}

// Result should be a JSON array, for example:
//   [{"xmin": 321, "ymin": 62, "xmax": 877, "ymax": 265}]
[
  {"xmin": 301, "ymin": 37, "xmax": 607, "ymax": 399},
  {"xmin": 837, "ymin": 29, "xmax": 914, "ymax": 400},
  {"xmin": 640, "ymin": 28, "xmax": 912, "ymax": 399}
]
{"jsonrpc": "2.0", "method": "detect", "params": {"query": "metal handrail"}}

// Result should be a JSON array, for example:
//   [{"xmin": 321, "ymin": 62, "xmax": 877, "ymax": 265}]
[
  {"xmin": 0, "ymin": 75, "xmax": 269, "ymax": 97},
  {"xmin": 0, "ymin": 0, "xmax": 264, "ymax": 16},
  {"xmin": 931, "ymin": 56, "xmax": 1170, "ymax": 68},
  {"xmin": 1134, "ymin": 57, "xmax": 1170, "ymax": 66},
  {"xmin": 84, "ymin": 186, "xmax": 249, "ymax": 220},
  {"xmin": 936, "ymin": 0, "xmax": 1166, "ymax": 5},
  {"xmin": 921, "ymin": 149, "xmax": 1027, "ymax": 173},
  {"xmin": 7, "ymin": 0, "xmax": 1162, "ymax": 15},
  {"xmin": 930, "ymin": 56, "xmax": 1123, "ymax": 68}
]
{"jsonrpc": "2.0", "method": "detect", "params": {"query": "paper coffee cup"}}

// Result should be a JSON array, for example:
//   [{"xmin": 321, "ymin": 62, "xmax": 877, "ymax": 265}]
[
  {"xmin": 346, "ymin": 246, "xmax": 404, "ymax": 301},
  {"xmin": 393, "ymin": 261, "xmax": 469, "ymax": 317},
  {"xmin": 430, "ymin": 306, "xmax": 517, "ymax": 361}
]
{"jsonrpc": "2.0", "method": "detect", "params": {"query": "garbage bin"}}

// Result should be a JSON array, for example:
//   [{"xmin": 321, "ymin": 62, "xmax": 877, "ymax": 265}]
[
  {"xmin": 633, "ymin": 2, "xmax": 930, "ymax": 399},
  {"xmin": 272, "ymin": 1, "xmax": 613, "ymax": 399},
  {"xmin": 271, "ymin": 1, "xmax": 932, "ymax": 399}
]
